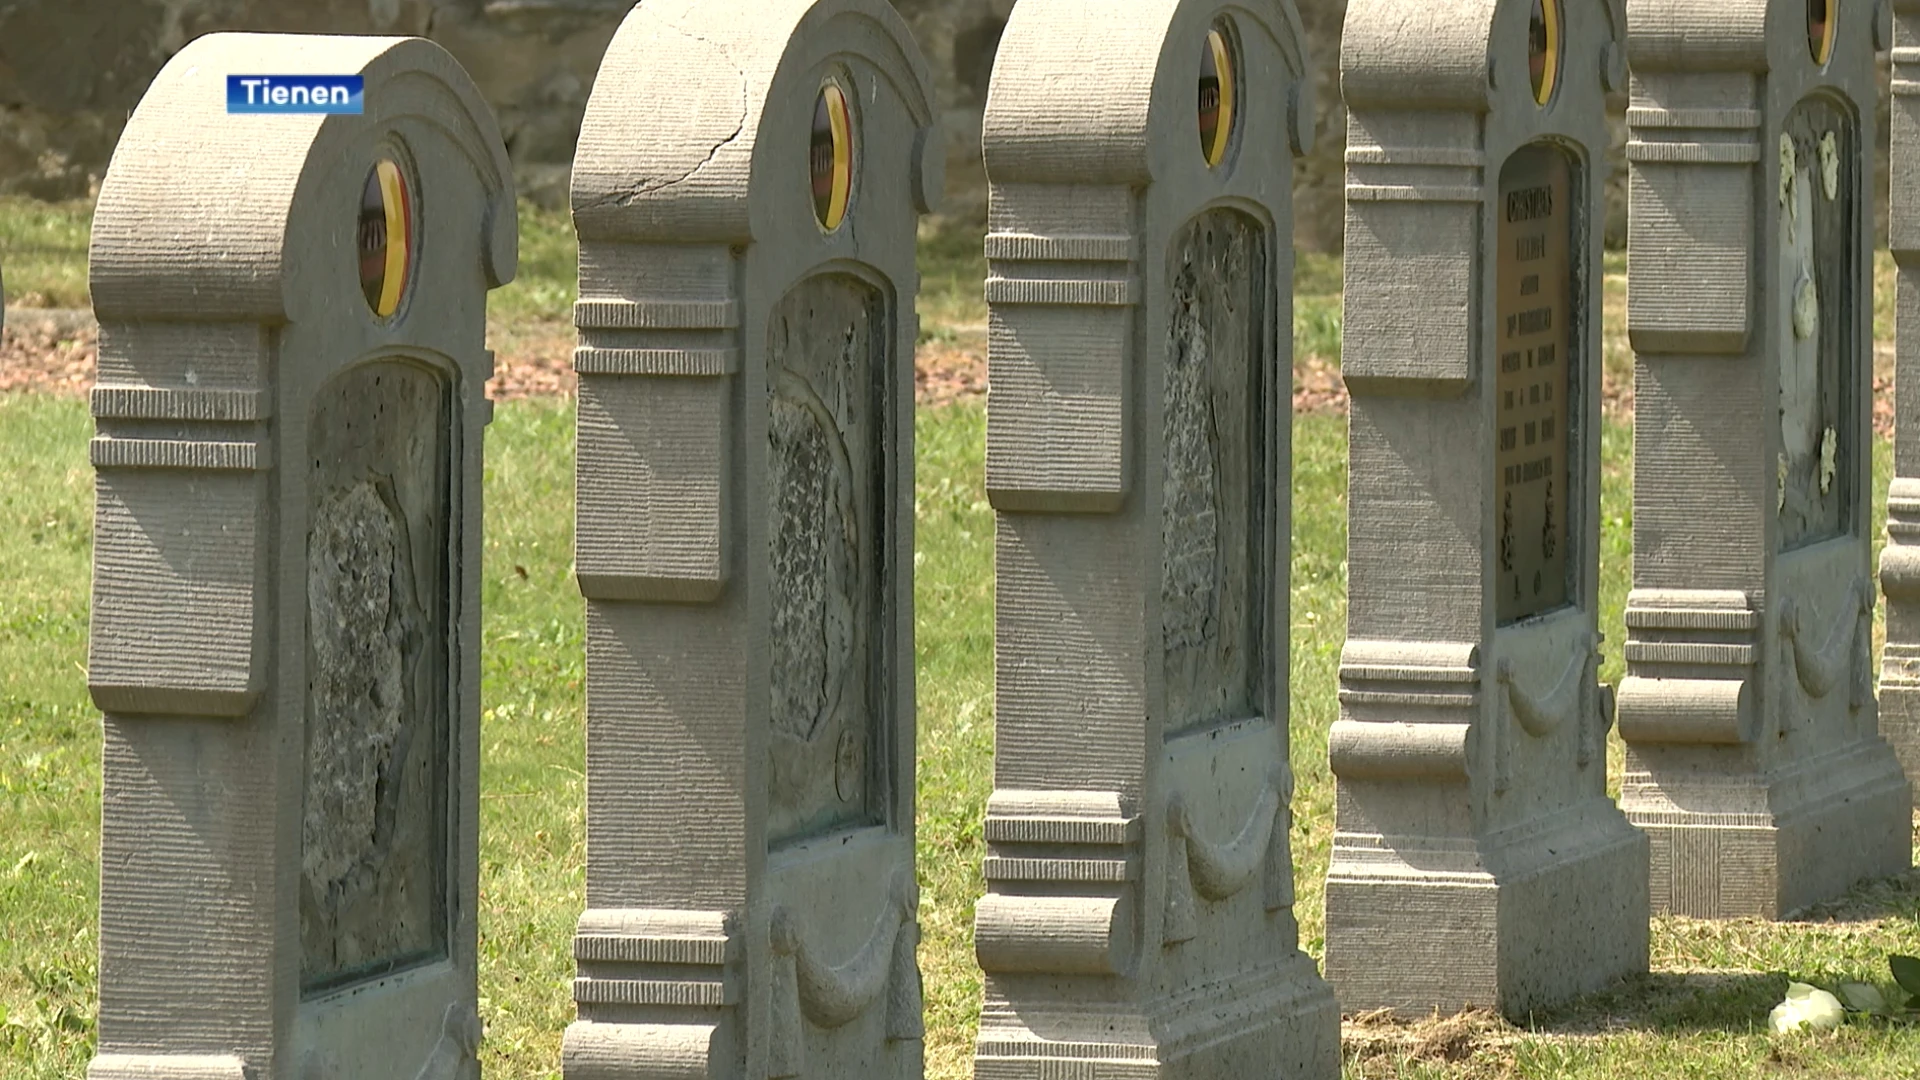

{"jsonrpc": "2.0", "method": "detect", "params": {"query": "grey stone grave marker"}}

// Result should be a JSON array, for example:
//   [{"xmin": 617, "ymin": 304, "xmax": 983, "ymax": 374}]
[
  {"xmin": 1623, "ymin": 0, "xmax": 1912, "ymax": 919},
  {"xmin": 1883, "ymin": 0, "xmax": 1920, "ymax": 805},
  {"xmin": 561, "ymin": 1, "xmax": 939, "ymax": 1077},
  {"xmin": 1324, "ymin": 0, "xmax": 1650, "ymax": 1017},
  {"xmin": 973, "ymin": 1, "xmax": 1339, "ymax": 1075},
  {"xmin": 85, "ymin": 33, "xmax": 514, "ymax": 1080}
]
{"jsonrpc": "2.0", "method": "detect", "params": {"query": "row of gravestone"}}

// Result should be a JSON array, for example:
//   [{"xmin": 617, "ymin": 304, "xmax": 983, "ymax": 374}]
[{"xmin": 71, "ymin": 0, "xmax": 1920, "ymax": 1078}]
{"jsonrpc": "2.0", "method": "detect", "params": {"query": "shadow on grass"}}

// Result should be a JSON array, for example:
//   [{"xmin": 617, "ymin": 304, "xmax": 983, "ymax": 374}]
[
  {"xmin": 1789, "ymin": 866, "xmax": 1920, "ymax": 926},
  {"xmin": 1523, "ymin": 969, "xmax": 1787, "ymax": 1036},
  {"xmin": 1345, "ymin": 967, "xmax": 1785, "ymax": 1069}
]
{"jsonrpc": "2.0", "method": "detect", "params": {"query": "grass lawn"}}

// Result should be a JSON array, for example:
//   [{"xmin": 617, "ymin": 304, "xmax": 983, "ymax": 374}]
[
  {"xmin": 1, "ymin": 393, "xmax": 1917, "ymax": 1078},
  {"xmin": 3, "ymin": 198, "xmax": 1920, "ymax": 1077}
]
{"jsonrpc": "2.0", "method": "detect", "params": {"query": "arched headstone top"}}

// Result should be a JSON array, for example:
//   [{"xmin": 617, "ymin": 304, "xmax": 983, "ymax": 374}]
[
  {"xmin": 983, "ymin": 0, "xmax": 1314, "ymax": 185},
  {"xmin": 89, "ymin": 33, "xmax": 516, "ymax": 324},
  {"xmin": 1343, "ymin": 0, "xmax": 1625, "ymax": 113},
  {"xmin": 1627, "ymin": 0, "xmax": 1887, "ymax": 74},
  {"xmin": 1624, "ymin": 0, "xmax": 1769, "ymax": 71},
  {"xmin": 571, "ymin": 0, "xmax": 939, "ymax": 246}
]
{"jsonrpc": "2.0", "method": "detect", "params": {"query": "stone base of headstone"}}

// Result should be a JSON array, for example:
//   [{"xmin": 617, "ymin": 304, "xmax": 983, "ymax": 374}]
[
  {"xmin": 975, "ymin": 953, "xmax": 1337, "ymax": 1080},
  {"xmin": 1879, "ymin": 679, "xmax": 1920, "ymax": 811},
  {"xmin": 1325, "ymin": 805, "xmax": 1648, "ymax": 1018},
  {"xmin": 88, "ymin": 1057, "xmax": 248, "ymax": 1080},
  {"xmin": 1624, "ymin": 742, "xmax": 1911, "ymax": 918}
]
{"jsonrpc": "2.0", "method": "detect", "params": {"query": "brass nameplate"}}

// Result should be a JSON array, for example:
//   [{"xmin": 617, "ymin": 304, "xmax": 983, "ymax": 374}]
[{"xmin": 1495, "ymin": 144, "xmax": 1574, "ymax": 624}]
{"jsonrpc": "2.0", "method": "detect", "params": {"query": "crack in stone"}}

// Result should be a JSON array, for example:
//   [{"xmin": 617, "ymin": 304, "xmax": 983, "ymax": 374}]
[{"xmin": 581, "ymin": 16, "xmax": 750, "ymax": 209}]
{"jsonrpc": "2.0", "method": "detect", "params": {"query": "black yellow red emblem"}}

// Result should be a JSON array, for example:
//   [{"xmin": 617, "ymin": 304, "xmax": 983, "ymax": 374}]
[
  {"xmin": 1199, "ymin": 25, "xmax": 1236, "ymax": 168},
  {"xmin": 1529, "ymin": 0, "xmax": 1562, "ymax": 106},
  {"xmin": 1808, "ymin": 0, "xmax": 1836, "ymax": 64},
  {"xmin": 358, "ymin": 159, "xmax": 411, "ymax": 318},
  {"xmin": 811, "ymin": 83, "xmax": 854, "ymax": 231}
]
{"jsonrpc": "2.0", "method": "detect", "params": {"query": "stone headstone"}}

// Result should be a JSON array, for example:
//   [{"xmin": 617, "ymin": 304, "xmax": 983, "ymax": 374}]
[
  {"xmin": 974, "ymin": 2, "xmax": 1338, "ymax": 1075},
  {"xmin": 85, "ymin": 33, "xmax": 514, "ymax": 1080},
  {"xmin": 562, "ymin": 2, "xmax": 939, "ymax": 1077},
  {"xmin": 1623, "ymin": 0, "xmax": 1911, "ymax": 919},
  {"xmin": 1325, "ymin": 0, "xmax": 1649, "ymax": 1018},
  {"xmin": 1883, "ymin": 0, "xmax": 1920, "ymax": 805}
]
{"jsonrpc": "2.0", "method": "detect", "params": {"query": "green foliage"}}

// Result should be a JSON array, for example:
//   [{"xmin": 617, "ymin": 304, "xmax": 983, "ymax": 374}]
[
  {"xmin": 1772, "ymin": 955, "xmax": 1920, "ymax": 1030},
  {"xmin": 3, "ymin": 395, "xmax": 1919, "ymax": 1080},
  {"xmin": 912, "ymin": 403, "xmax": 994, "ymax": 1079},
  {"xmin": 1892, "ymin": 955, "xmax": 1920, "ymax": 1008},
  {"xmin": 917, "ymin": 220, "xmax": 990, "ymax": 336},
  {"xmin": 0, "ymin": 198, "xmax": 92, "ymax": 309},
  {"xmin": 1294, "ymin": 297, "xmax": 1342, "ymax": 364},
  {"xmin": 486, "ymin": 201, "xmax": 579, "ymax": 326},
  {"xmin": 1836, "ymin": 980, "xmax": 1888, "ymax": 1014}
]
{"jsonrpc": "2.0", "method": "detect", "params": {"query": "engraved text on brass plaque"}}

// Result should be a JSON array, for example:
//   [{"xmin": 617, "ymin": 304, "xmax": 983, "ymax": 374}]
[{"xmin": 1495, "ymin": 144, "xmax": 1575, "ymax": 624}]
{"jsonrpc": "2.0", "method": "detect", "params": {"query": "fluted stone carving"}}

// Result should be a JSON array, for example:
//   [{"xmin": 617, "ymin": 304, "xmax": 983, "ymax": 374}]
[
  {"xmin": 1624, "ymin": 0, "xmax": 1911, "ymax": 920},
  {"xmin": 975, "ymin": 2, "xmax": 1339, "ymax": 1075},
  {"xmin": 1325, "ymin": 0, "xmax": 1651, "ymax": 1020},
  {"xmin": 562, "ymin": 3, "xmax": 939, "ymax": 1077},
  {"xmin": 86, "ymin": 32, "xmax": 513, "ymax": 1080}
]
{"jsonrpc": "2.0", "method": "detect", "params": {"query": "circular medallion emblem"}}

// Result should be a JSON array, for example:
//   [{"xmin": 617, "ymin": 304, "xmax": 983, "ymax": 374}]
[
  {"xmin": 1199, "ymin": 24, "xmax": 1237, "ymax": 168},
  {"xmin": 357, "ymin": 159, "xmax": 411, "ymax": 319},
  {"xmin": 1808, "ymin": 0, "xmax": 1836, "ymax": 64},
  {"xmin": 810, "ymin": 82, "xmax": 854, "ymax": 231},
  {"xmin": 1529, "ymin": 0, "xmax": 1562, "ymax": 106}
]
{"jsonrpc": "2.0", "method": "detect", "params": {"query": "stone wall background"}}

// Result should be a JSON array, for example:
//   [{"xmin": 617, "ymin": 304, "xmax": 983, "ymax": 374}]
[{"xmin": 0, "ymin": 0, "xmax": 1889, "ymax": 250}]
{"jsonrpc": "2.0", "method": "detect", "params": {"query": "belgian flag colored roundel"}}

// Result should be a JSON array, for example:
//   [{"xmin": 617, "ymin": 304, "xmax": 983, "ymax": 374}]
[
  {"xmin": 1529, "ymin": 0, "xmax": 1562, "ymax": 106},
  {"xmin": 1199, "ymin": 26, "xmax": 1236, "ymax": 168},
  {"xmin": 358, "ymin": 159, "xmax": 411, "ymax": 318},
  {"xmin": 811, "ymin": 83, "xmax": 854, "ymax": 231},
  {"xmin": 1808, "ymin": 0, "xmax": 1836, "ymax": 64}
]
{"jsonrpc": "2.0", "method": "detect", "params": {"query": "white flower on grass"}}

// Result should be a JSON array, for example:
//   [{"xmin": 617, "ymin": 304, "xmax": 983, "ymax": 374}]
[{"xmin": 1770, "ymin": 982, "xmax": 1845, "ymax": 1034}]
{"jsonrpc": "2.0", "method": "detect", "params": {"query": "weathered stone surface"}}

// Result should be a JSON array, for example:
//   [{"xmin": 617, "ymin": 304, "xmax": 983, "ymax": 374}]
[
  {"xmin": 86, "ymin": 32, "xmax": 511, "ymax": 1079},
  {"xmin": 977, "ymin": 1, "xmax": 1337, "ymax": 1075},
  {"xmin": 564, "ymin": 3, "xmax": 933, "ymax": 1077},
  {"xmin": 301, "ymin": 361, "xmax": 451, "ymax": 990},
  {"xmin": 1886, "ymin": 0, "xmax": 1920, "ymax": 806},
  {"xmin": 1778, "ymin": 99, "xmax": 1857, "ymax": 550},
  {"xmin": 767, "ymin": 274, "xmax": 885, "ymax": 843},
  {"xmin": 1325, "ymin": 0, "xmax": 1649, "ymax": 1021},
  {"xmin": 1624, "ymin": 0, "xmax": 1911, "ymax": 921},
  {"xmin": 1162, "ymin": 209, "xmax": 1265, "ymax": 736}
]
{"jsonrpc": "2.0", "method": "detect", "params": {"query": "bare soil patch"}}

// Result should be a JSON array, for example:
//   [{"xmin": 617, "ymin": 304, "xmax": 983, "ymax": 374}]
[
  {"xmin": 1342, "ymin": 1008, "xmax": 1519, "ymax": 1078},
  {"xmin": 1, "ymin": 309, "xmax": 1902, "ymax": 436}
]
